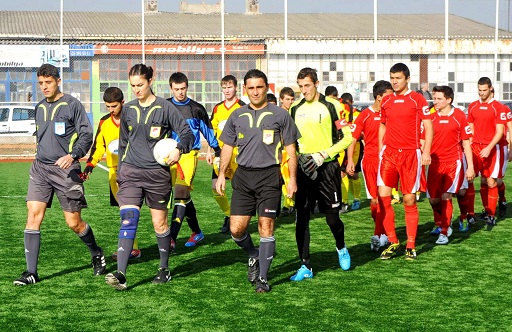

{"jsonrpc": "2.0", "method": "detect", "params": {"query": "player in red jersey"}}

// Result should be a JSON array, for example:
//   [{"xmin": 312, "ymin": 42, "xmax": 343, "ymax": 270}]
[
  {"xmin": 347, "ymin": 80, "xmax": 393, "ymax": 252},
  {"xmin": 427, "ymin": 86, "xmax": 475, "ymax": 245},
  {"xmin": 465, "ymin": 77, "xmax": 509, "ymax": 226},
  {"xmin": 377, "ymin": 63, "xmax": 433, "ymax": 260}
]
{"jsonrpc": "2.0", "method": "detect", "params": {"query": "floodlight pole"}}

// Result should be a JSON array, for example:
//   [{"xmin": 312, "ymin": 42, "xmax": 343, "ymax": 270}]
[
  {"xmin": 60, "ymin": 0, "xmax": 64, "ymax": 88},
  {"xmin": 495, "ymin": 0, "xmax": 499, "ymax": 91},
  {"xmin": 373, "ymin": 0, "xmax": 377, "ymax": 68},
  {"xmin": 221, "ymin": 0, "xmax": 225, "ymax": 76},
  {"xmin": 444, "ymin": 0, "xmax": 449, "ymax": 85},
  {"xmin": 142, "ymin": 0, "xmax": 146, "ymax": 64},
  {"xmin": 284, "ymin": 0, "xmax": 288, "ymax": 87}
]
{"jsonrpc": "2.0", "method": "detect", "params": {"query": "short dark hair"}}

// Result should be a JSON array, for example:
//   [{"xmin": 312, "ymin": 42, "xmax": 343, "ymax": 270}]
[
  {"xmin": 340, "ymin": 92, "xmax": 353, "ymax": 104},
  {"xmin": 103, "ymin": 87, "xmax": 124, "ymax": 103},
  {"xmin": 243, "ymin": 69, "xmax": 268, "ymax": 86},
  {"xmin": 279, "ymin": 87, "xmax": 294, "ymax": 99},
  {"xmin": 373, "ymin": 80, "xmax": 393, "ymax": 99},
  {"xmin": 297, "ymin": 67, "xmax": 318, "ymax": 83},
  {"xmin": 432, "ymin": 85, "xmax": 454, "ymax": 104},
  {"xmin": 478, "ymin": 77, "xmax": 492, "ymax": 87},
  {"xmin": 390, "ymin": 62, "xmax": 410, "ymax": 78},
  {"xmin": 221, "ymin": 75, "xmax": 237, "ymax": 87},
  {"xmin": 37, "ymin": 63, "xmax": 60, "ymax": 79},
  {"xmin": 325, "ymin": 86, "xmax": 338, "ymax": 98},
  {"xmin": 129, "ymin": 64, "xmax": 154, "ymax": 81},
  {"xmin": 169, "ymin": 72, "xmax": 188, "ymax": 87},
  {"xmin": 267, "ymin": 93, "xmax": 277, "ymax": 104}
]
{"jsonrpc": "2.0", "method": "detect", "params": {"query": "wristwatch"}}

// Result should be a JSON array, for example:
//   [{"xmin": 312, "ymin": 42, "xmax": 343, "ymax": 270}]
[{"xmin": 70, "ymin": 152, "xmax": 78, "ymax": 160}]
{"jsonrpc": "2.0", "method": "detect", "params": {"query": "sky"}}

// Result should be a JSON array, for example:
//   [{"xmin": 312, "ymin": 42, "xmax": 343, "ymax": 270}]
[{"xmin": 1, "ymin": 0, "xmax": 511, "ymax": 30}]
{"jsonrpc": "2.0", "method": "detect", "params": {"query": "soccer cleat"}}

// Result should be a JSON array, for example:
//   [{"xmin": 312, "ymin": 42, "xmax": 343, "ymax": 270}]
[
  {"xmin": 351, "ymin": 200, "xmax": 360, "ymax": 210},
  {"xmin": 339, "ymin": 203, "xmax": 349, "ymax": 214},
  {"xmin": 405, "ymin": 248, "xmax": 417, "ymax": 260},
  {"xmin": 152, "ymin": 268, "xmax": 171, "ymax": 284},
  {"xmin": 247, "ymin": 257, "xmax": 260, "ymax": 284},
  {"xmin": 499, "ymin": 201, "xmax": 507, "ymax": 218},
  {"xmin": 467, "ymin": 214, "xmax": 477, "ymax": 225},
  {"xmin": 458, "ymin": 218, "xmax": 469, "ymax": 232},
  {"xmin": 170, "ymin": 239, "xmax": 176, "ymax": 253},
  {"xmin": 337, "ymin": 247, "xmax": 351, "ymax": 271},
  {"xmin": 13, "ymin": 271, "xmax": 39, "ymax": 286},
  {"xmin": 92, "ymin": 251, "xmax": 107, "ymax": 276},
  {"xmin": 220, "ymin": 216, "xmax": 230, "ymax": 234},
  {"xmin": 255, "ymin": 276, "xmax": 271, "ymax": 293},
  {"xmin": 370, "ymin": 235, "xmax": 380, "ymax": 252},
  {"xmin": 429, "ymin": 226, "xmax": 442, "ymax": 236},
  {"xmin": 290, "ymin": 264, "xmax": 314, "ymax": 281},
  {"xmin": 380, "ymin": 242, "xmax": 400, "ymax": 260},
  {"xmin": 391, "ymin": 197, "xmax": 401, "ymax": 205},
  {"xmin": 185, "ymin": 231, "xmax": 204, "ymax": 247},
  {"xmin": 486, "ymin": 215, "xmax": 496, "ymax": 226},
  {"xmin": 379, "ymin": 234, "xmax": 389, "ymax": 248},
  {"xmin": 111, "ymin": 249, "xmax": 142, "ymax": 261},
  {"xmin": 479, "ymin": 210, "xmax": 488, "ymax": 221},
  {"xmin": 105, "ymin": 271, "xmax": 127, "ymax": 291},
  {"xmin": 435, "ymin": 234, "xmax": 449, "ymax": 245}
]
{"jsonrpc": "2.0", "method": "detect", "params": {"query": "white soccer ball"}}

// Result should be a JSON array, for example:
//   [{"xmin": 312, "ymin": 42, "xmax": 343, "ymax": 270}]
[
  {"xmin": 107, "ymin": 139, "xmax": 119, "ymax": 155},
  {"xmin": 153, "ymin": 138, "xmax": 178, "ymax": 166}
]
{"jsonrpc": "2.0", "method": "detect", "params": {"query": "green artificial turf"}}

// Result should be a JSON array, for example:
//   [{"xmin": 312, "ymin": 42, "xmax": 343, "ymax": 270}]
[{"xmin": 1, "ymin": 160, "xmax": 511, "ymax": 331}]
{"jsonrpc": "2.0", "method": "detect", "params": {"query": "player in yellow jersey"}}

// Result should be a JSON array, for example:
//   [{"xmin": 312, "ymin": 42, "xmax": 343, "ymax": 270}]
[
  {"xmin": 279, "ymin": 87, "xmax": 296, "ymax": 217},
  {"xmin": 207, "ymin": 75, "xmax": 246, "ymax": 233},
  {"xmin": 83, "ymin": 87, "xmax": 142, "ymax": 260}
]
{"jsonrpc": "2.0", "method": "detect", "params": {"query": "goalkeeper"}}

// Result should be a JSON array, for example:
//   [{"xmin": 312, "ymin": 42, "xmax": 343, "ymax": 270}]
[
  {"xmin": 83, "ymin": 87, "xmax": 141, "ymax": 260},
  {"xmin": 289, "ymin": 67, "xmax": 354, "ymax": 282}
]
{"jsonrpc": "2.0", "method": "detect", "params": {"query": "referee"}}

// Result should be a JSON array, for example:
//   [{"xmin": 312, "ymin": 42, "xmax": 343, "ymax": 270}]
[{"xmin": 216, "ymin": 69, "xmax": 300, "ymax": 293}]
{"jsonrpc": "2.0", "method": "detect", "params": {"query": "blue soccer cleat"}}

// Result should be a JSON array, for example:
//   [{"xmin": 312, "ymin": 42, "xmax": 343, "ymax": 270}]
[
  {"xmin": 429, "ymin": 226, "xmax": 441, "ymax": 235},
  {"xmin": 185, "ymin": 231, "xmax": 204, "ymax": 247},
  {"xmin": 337, "ymin": 247, "xmax": 351, "ymax": 271},
  {"xmin": 290, "ymin": 265, "xmax": 313, "ymax": 281}
]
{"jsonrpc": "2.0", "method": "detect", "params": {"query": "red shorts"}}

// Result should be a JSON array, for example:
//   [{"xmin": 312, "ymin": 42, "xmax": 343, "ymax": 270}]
[
  {"xmin": 472, "ymin": 144, "xmax": 500, "ymax": 178},
  {"xmin": 426, "ymin": 159, "xmax": 464, "ymax": 198},
  {"xmin": 377, "ymin": 146, "xmax": 422, "ymax": 194},
  {"xmin": 361, "ymin": 155, "xmax": 379, "ymax": 199}
]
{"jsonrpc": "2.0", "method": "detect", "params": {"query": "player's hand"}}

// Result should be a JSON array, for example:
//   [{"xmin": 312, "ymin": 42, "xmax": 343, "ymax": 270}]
[
  {"xmin": 83, "ymin": 164, "xmax": 94, "ymax": 175},
  {"xmin": 311, "ymin": 151, "xmax": 328, "ymax": 167},
  {"xmin": 55, "ymin": 154, "xmax": 74, "ymax": 169},
  {"xmin": 206, "ymin": 150, "xmax": 213, "ymax": 165},
  {"xmin": 286, "ymin": 179, "xmax": 297, "ymax": 198},
  {"xmin": 346, "ymin": 160, "xmax": 355, "ymax": 176},
  {"xmin": 298, "ymin": 154, "xmax": 318, "ymax": 179},
  {"xmin": 466, "ymin": 167, "xmax": 475, "ymax": 181},
  {"xmin": 216, "ymin": 175, "xmax": 226, "ymax": 196},
  {"xmin": 165, "ymin": 148, "xmax": 181, "ymax": 166},
  {"xmin": 480, "ymin": 147, "xmax": 491, "ymax": 158},
  {"xmin": 420, "ymin": 151, "xmax": 431, "ymax": 166}
]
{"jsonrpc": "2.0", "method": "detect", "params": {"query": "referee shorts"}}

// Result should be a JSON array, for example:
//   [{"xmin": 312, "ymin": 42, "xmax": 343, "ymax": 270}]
[
  {"xmin": 231, "ymin": 165, "xmax": 282, "ymax": 218},
  {"xmin": 26, "ymin": 159, "xmax": 87, "ymax": 212}
]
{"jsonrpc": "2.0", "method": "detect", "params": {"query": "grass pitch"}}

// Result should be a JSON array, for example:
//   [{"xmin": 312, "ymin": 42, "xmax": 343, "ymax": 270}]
[{"xmin": 1, "ymin": 160, "xmax": 511, "ymax": 331}]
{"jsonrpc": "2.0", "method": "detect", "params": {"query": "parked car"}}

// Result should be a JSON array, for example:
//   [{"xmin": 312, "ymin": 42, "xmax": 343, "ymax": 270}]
[{"xmin": 0, "ymin": 105, "xmax": 36, "ymax": 135}]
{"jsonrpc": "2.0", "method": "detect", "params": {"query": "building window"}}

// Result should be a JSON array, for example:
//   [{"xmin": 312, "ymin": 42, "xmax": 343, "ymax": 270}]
[{"xmin": 330, "ymin": 61, "xmax": 336, "ymax": 71}]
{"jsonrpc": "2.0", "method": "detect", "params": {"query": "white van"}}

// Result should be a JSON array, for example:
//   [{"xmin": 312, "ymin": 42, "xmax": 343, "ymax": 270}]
[{"xmin": 0, "ymin": 105, "xmax": 36, "ymax": 135}]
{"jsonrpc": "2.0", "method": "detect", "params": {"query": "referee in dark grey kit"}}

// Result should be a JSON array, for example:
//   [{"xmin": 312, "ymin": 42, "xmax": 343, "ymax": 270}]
[{"xmin": 216, "ymin": 69, "xmax": 300, "ymax": 293}]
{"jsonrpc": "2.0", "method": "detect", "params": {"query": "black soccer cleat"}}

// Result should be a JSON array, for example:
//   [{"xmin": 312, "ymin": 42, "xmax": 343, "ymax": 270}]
[
  {"xmin": 13, "ymin": 271, "xmax": 39, "ymax": 286},
  {"xmin": 255, "ymin": 276, "xmax": 271, "ymax": 293},
  {"xmin": 499, "ymin": 201, "xmax": 507, "ymax": 218},
  {"xmin": 92, "ymin": 250, "xmax": 107, "ymax": 276},
  {"xmin": 220, "ymin": 216, "xmax": 230, "ymax": 234},
  {"xmin": 105, "ymin": 271, "xmax": 127, "ymax": 291},
  {"xmin": 152, "ymin": 268, "xmax": 171, "ymax": 284},
  {"xmin": 247, "ymin": 257, "xmax": 260, "ymax": 284}
]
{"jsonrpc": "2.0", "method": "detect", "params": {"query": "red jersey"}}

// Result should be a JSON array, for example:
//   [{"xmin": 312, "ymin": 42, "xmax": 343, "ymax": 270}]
[
  {"xmin": 467, "ymin": 99, "xmax": 509, "ymax": 145},
  {"xmin": 380, "ymin": 90, "xmax": 430, "ymax": 150},
  {"xmin": 499, "ymin": 103, "xmax": 512, "ymax": 147},
  {"xmin": 350, "ymin": 106, "xmax": 381, "ymax": 158},
  {"xmin": 430, "ymin": 108, "xmax": 472, "ymax": 163}
]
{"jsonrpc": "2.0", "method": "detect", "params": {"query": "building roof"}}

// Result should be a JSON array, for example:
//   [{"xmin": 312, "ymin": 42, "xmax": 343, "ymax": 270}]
[{"xmin": 1, "ymin": 11, "xmax": 511, "ymax": 44}]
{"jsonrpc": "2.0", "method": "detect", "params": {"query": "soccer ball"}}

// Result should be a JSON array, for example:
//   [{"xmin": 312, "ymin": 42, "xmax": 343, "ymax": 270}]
[
  {"xmin": 107, "ymin": 139, "xmax": 119, "ymax": 155},
  {"xmin": 153, "ymin": 138, "xmax": 178, "ymax": 166}
]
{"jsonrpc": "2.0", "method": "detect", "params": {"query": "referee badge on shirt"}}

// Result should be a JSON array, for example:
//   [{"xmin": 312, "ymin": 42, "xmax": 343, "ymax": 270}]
[
  {"xmin": 55, "ymin": 122, "xmax": 65, "ymax": 135},
  {"xmin": 262, "ymin": 129, "xmax": 274, "ymax": 145},
  {"xmin": 150, "ymin": 126, "xmax": 161, "ymax": 138}
]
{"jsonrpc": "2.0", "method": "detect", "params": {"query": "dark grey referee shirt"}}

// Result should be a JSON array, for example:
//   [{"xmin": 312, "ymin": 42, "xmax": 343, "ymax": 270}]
[{"xmin": 220, "ymin": 103, "xmax": 300, "ymax": 168}]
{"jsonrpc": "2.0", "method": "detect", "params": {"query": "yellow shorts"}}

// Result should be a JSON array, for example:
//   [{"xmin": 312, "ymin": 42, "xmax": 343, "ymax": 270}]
[{"xmin": 172, "ymin": 150, "xmax": 199, "ymax": 188}]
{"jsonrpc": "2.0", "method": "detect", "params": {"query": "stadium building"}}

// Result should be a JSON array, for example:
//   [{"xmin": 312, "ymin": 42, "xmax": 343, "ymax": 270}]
[{"xmin": 1, "ymin": 0, "xmax": 512, "ymax": 125}]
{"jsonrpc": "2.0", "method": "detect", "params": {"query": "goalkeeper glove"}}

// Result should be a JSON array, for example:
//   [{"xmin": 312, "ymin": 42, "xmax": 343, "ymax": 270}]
[
  {"xmin": 311, "ymin": 151, "xmax": 329, "ymax": 167},
  {"xmin": 83, "ymin": 163, "xmax": 94, "ymax": 175},
  {"xmin": 298, "ymin": 154, "xmax": 318, "ymax": 180}
]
